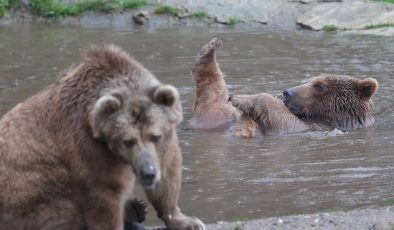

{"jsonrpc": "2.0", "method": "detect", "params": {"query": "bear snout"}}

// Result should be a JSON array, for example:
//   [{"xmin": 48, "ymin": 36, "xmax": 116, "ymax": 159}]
[
  {"xmin": 282, "ymin": 89, "xmax": 295, "ymax": 104},
  {"xmin": 139, "ymin": 163, "xmax": 157, "ymax": 187},
  {"xmin": 136, "ymin": 152, "xmax": 159, "ymax": 189}
]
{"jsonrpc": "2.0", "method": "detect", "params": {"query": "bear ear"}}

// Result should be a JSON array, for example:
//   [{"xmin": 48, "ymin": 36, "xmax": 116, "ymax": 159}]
[
  {"xmin": 358, "ymin": 78, "xmax": 378, "ymax": 100},
  {"xmin": 89, "ymin": 93, "xmax": 123, "ymax": 138},
  {"xmin": 152, "ymin": 84, "xmax": 179, "ymax": 107}
]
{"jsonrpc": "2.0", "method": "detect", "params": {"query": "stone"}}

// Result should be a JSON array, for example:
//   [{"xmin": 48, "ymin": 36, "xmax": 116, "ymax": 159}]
[
  {"xmin": 297, "ymin": 1, "xmax": 394, "ymax": 30},
  {"xmin": 132, "ymin": 10, "xmax": 150, "ymax": 25}
]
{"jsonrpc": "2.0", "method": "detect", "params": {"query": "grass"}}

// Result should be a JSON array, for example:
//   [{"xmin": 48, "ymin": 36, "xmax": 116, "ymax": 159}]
[
  {"xmin": 322, "ymin": 24, "xmax": 338, "ymax": 32},
  {"xmin": 225, "ymin": 17, "xmax": 242, "ymax": 26},
  {"xmin": 373, "ymin": 0, "xmax": 394, "ymax": 3},
  {"xmin": 0, "ymin": 0, "xmax": 19, "ymax": 17},
  {"xmin": 323, "ymin": 207, "xmax": 345, "ymax": 213},
  {"xmin": 364, "ymin": 23, "xmax": 394, "ymax": 30},
  {"xmin": 153, "ymin": 4, "xmax": 181, "ymax": 16},
  {"xmin": 190, "ymin": 10, "xmax": 208, "ymax": 18},
  {"xmin": 29, "ymin": 0, "xmax": 146, "ymax": 18},
  {"xmin": 386, "ymin": 199, "xmax": 394, "ymax": 206}
]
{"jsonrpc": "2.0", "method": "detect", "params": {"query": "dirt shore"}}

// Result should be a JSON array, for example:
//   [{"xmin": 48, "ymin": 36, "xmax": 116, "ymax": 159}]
[{"xmin": 207, "ymin": 206, "xmax": 394, "ymax": 230}]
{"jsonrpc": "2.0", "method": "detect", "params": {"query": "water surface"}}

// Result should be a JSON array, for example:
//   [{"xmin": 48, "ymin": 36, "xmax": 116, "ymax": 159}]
[{"xmin": 1, "ymin": 23, "xmax": 394, "ymax": 225}]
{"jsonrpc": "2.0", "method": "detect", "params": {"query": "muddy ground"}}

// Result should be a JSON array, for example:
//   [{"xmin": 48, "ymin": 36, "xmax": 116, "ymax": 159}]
[{"xmin": 208, "ymin": 206, "xmax": 394, "ymax": 230}]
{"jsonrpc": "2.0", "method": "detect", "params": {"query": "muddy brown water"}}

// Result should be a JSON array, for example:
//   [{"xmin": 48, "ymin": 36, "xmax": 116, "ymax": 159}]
[{"xmin": 1, "ymin": 23, "xmax": 394, "ymax": 226}]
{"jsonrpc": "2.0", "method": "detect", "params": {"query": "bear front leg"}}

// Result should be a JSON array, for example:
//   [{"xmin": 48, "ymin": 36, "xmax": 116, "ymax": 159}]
[
  {"xmin": 84, "ymin": 190, "xmax": 124, "ymax": 230},
  {"xmin": 144, "ymin": 134, "xmax": 206, "ymax": 230}
]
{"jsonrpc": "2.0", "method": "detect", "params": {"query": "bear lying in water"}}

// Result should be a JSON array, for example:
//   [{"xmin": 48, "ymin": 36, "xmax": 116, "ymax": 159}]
[{"xmin": 190, "ymin": 38, "xmax": 378, "ymax": 137}]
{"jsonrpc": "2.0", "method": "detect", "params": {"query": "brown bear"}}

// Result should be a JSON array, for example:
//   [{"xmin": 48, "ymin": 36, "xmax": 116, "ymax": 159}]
[
  {"xmin": 0, "ymin": 45, "xmax": 205, "ymax": 230},
  {"xmin": 191, "ymin": 38, "xmax": 378, "ymax": 137}
]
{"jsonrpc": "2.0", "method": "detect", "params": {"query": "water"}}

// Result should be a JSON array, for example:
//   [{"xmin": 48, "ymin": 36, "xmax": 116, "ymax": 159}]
[{"xmin": 1, "ymin": 23, "xmax": 394, "ymax": 225}]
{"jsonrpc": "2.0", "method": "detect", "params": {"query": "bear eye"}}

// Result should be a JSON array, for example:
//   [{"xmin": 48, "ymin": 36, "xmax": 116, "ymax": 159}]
[
  {"xmin": 150, "ymin": 134, "xmax": 162, "ymax": 144},
  {"xmin": 123, "ymin": 138, "xmax": 136, "ymax": 148},
  {"xmin": 313, "ymin": 83, "xmax": 324, "ymax": 93}
]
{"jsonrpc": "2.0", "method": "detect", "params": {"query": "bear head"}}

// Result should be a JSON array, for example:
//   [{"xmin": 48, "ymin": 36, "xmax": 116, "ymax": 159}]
[
  {"xmin": 282, "ymin": 75, "xmax": 378, "ymax": 131},
  {"xmin": 88, "ymin": 84, "xmax": 182, "ymax": 189}
]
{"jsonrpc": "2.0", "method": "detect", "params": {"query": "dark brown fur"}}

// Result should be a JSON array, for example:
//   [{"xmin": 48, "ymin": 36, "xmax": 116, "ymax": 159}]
[
  {"xmin": 0, "ymin": 45, "xmax": 205, "ymax": 230},
  {"xmin": 191, "ymin": 38, "xmax": 378, "ymax": 137}
]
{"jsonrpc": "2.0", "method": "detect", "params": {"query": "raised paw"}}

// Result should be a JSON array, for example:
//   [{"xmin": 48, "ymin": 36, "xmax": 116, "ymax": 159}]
[
  {"xmin": 164, "ymin": 213, "xmax": 206, "ymax": 230},
  {"xmin": 198, "ymin": 37, "xmax": 222, "ymax": 58},
  {"xmin": 192, "ymin": 38, "xmax": 222, "ymax": 74}
]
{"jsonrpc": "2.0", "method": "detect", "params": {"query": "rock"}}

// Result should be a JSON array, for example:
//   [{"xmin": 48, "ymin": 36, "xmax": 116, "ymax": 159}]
[
  {"xmin": 297, "ymin": 1, "xmax": 394, "ymax": 30},
  {"xmin": 300, "ymin": 0, "xmax": 314, "ymax": 4},
  {"xmin": 133, "ymin": 10, "xmax": 150, "ymax": 25},
  {"xmin": 154, "ymin": 0, "xmax": 287, "ymax": 24}
]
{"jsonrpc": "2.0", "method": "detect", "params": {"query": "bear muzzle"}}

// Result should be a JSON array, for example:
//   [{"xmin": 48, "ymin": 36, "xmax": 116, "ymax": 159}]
[
  {"xmin": 136, "ymin": 151, "xmax": 160, "ymax": 189},
  {"xmin": 282, "ymin": 89, "xmax": 294, "ymax": 104}
]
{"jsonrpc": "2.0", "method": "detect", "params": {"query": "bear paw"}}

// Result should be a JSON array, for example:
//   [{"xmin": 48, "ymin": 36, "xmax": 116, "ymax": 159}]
[
  {"xmin": 192, "ymin": 38, "xmax": 222, "ymax": 74},
  {"xmin": 164, "ymin": 213, "xmax": 206, "ymax": 230},
  {"xmin": 198, "ymin": 37, "xmax": 222, "ymax": 58}
]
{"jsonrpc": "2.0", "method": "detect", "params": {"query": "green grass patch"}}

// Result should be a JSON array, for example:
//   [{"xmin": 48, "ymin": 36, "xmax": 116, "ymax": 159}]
[
  {"xmin": 322, "ymin": 24, "xmax": 338, "ymax": 32},
  {"xmin": 0, "ymin": 0, "xmax": 19, "ymax": 17},
  {"xmin": 225, "ymin": 17, "xmax": 242, "ymax": 26},
  {"xmin": 364, "ymin": 23, "xmax": 394, "ymax": 30},
  {"xmin": 323, "ymin": 207, "xmax": 345, "ymax": 213},
  {"xmin": 29, "ymin": 0, "xmax": 146, "ymax": 18},
  {"xmin": 190, "ymin": 10, "xmax": 208, "ymax": 18},
  {"xmin": 386, "ymin": 199, "xmax": 394, "ymax": 206},
  {"xmin": 153, "ymin": 4, "xmax": 181, "ymax": 16},
  {"xmin": 373, "ymin": 0, "xmax": 394, "ymax": 3}
]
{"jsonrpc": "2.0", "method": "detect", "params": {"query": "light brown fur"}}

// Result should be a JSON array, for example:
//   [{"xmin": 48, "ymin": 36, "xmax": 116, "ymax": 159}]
[
  {"xmin": 191, "ymin": 38, "xmax": 378, "ymax": 137},
  {"xmin": 0, "ymin": 45, "xmax": 205, "ymax": 230},
  {"xmin": 189, "ymin": 38, "xmax": 239, "ymax": 130}
]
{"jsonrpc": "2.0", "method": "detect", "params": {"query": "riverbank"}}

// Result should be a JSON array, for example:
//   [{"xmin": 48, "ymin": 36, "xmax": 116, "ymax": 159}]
[
  {"xmin": 208, "ymin": 206, "xmax": 394, "ymax": 230},
  {"xmin": 1, "ymin": 0, "xmax": 394, "ymax": 35}
]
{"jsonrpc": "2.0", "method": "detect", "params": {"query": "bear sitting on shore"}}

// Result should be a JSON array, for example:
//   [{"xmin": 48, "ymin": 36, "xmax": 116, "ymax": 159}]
[
  {"xmin": 0, "ymin": 45, "xmax": 205, "ymax": 230},
  {"xmin": 190, "ymin": 38, "xmax": 378, "ymax": 137}
]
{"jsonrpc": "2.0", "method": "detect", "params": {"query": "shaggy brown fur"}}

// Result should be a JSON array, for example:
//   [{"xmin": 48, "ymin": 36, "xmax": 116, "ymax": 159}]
[
  {"xmin": 282, "ymin": 74, "xmax": 378, "ymax": 131},
  {"xmin": 189, "ymin": 38, "xmax": 239, "ymax": 129},
  {"xmin": 191, "ymin": 38, "xmax": 378, "ymax": 137},
  {"xmin": 0, "ymin": 45, "xmax": 205, "ymax": 230}
]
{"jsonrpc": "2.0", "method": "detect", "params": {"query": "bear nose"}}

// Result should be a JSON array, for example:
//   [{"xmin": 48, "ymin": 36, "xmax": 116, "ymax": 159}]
[
  {"xmin": 140, "ymin": 164, "xmax": 156, "ymax": 186},
  {"xmin": 282, "ymin": 89, "xmax": 293, "ymax": 103}
]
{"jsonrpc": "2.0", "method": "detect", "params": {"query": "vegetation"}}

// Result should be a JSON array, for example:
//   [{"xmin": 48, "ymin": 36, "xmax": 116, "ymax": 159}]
[
  {"xmin": 323, "ymin": 207, "xmax": 345, "ymax": 213},
  {"xmin": 28, "ymin": 0, "xmax": 146, "ymax": 18},
  {"xmin": 322, "ymin": 24, "xmax": 338, "ymax": 32},
  {"xmin": 190, "ymin": 10, "xmax": 208, "ymax": 18},
  {"xmin": 386, "ymin": 199, "xmax": 394, "ymax": 206},
  {"xmin": 225, "ymin": 17, "xmax": 242, "ymax": 26},
  {"xmin": 153, "ymin": 4, "xmax": 181, "ymax": 16},
  {"xmin": 364, "ymin": 23, "xmax": 394, "ymax": 30},
  {"xmin": 373, "ymin": 0, "xmax": 394, "ymax": 3},
  {"xmin": 0, "ymin": 0, "xmax": 19, "ymax": 17}
]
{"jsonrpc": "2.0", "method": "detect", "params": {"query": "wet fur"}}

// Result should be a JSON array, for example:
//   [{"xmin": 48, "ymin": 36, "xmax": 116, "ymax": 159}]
[
  {"xmin": 190, "ymin": 38, "xmax": 239, "ymax": 129},
  {"xmin": 192, "ymin": 38, "xmax": 378, "ymax": 137}
]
